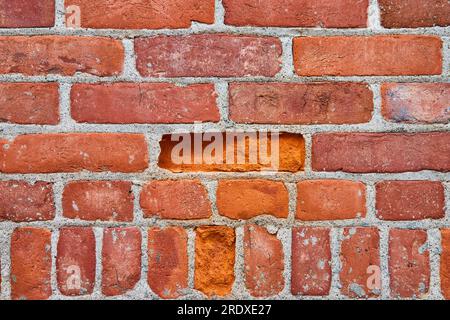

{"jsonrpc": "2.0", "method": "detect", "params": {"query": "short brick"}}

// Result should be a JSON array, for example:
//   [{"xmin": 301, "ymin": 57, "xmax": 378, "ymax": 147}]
[
  {"xmin": 0, "ymin": 0, "xmax": 55, "ymax": 28},
  {"xmin": 441, "ymin": 229, "xmax": 450, "ymax": 300}
]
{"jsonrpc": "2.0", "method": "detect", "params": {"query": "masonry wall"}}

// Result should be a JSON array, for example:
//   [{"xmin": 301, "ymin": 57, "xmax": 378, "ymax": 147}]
[{"xmin": 0, "ymin": 0, "xmax": 449, "ymax": 300}]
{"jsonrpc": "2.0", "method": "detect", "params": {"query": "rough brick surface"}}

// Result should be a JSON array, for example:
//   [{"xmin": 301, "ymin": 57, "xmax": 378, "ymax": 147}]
[
  {"xmin": 381, "ymin": 83, "xmax": 450, "ymax": 124},
  {"xmin": 135, "ymin": 35, "xmax": 282, "ymax": 77},
  {"xmin": 62, "ymin": 181, "xmax": 134, "ymax": 222},
  {"xmin": 229, "ymin": 82, "xmax": 373, "ymax": 124},
  {"xmin": 294, "ymin": 36, "xmax": 442, "ymax": 76},
  {"xmin": 0, "ymin": 181, "xmax": 55, "ymax": 222},
  {"xmin": 0, "ymin": 0, "xmax": 55, "ymax": 28},
  {"xmin": 291, "ymin": 227, "xmax": 331, "ymax": 296},
  {"xmin": 441, "ymin": 230, "xmax": 450, "ymax": 300},
  {"xmin": 376, "ymin": 181, "xmax": 445, "ymax": 221},
  {"xmin": 195, "ymin": 226, "xmax": 235, "ymax": 297},
  {"xmin": 217, "ymin": 180, "xmax": 289, "ymax": 220},
  {"xmin": 0, "ymin": 83, "xmax": 59, "ymax": 125}
]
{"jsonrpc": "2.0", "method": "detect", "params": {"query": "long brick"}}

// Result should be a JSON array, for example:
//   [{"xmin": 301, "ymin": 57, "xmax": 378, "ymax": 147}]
[
  {"xmin": 223, "ymin": 0, "xmax": 368, "ymax": 27},
  {"xmin": 65, "ymin": 0, "xmax": 214, "ymax": 29},
  {"xmin": 244, "ymin": 225, "xmax": 284, "ymax": 297},
  {"xmin": 296, "ymin": 180, "xmax": 366, "ymax": 221},
  {"xmin": 102, "ymin": 228, "xmax": 142, "ymax": 296},
  {"xmin": 71, "ymin": 83, "xmax": 219, "ymax": 124},
  {"xmin": 291, "ymin": 227, "xmax": 331, "ymax": 296},
  {"xmin": 148, "ymin": 227, "xmax": 188, "ymax": 299},
  {"xmin": 376, "ymin": 181, "xmax": 445, "ymax": 221},
  {"xmin": 0, "ymin": 181, "xmax": 55, "ymax": 222},
  {"xmin": 293, "ymin": 36, "xmax": 442, "ymax": 76},
  {"xmin": 0, "ymin": 36, "xmax": 124, "ymax": 76},
  {"xmin": 381, "ymin": 83, "xmax": 450, "ymax": 124},
  {"xmin": 229, "ymin": 82, "xmax": 373, "ymax": 124},
  {"xmin": 135, "ymin": 35, "xmax": 282, "ymax": 77},
  {"xmin": 11, "ymin": 227, "xmax": 52, "ymax": 300},
  {"xmin": 0, "ymin": 133, "xmax": 149, "ymax": 173},
  {"xmin": 158, "ymin": 132, "xmax": 305, "ymax": 172},
  {"xmin": 389, "ymin": 229, "xmax": 430, "ymax": 298},
  {"xmin": 140, "ymin": 180, "xmax": 212, "ymax": 220},
  {"xmin": 441, "ymin": 229, "xmax": 450, "ymax": 300},
  {"xmin": 62, "ymin": 181, "xmax": 134, "ymax": 222},
  {"xmin": 0, "ymin": 0, "xmax": 55, "ymax": 28},
  {"xmin": 379, "ymin": 0, "xmax": 450, "ymax": 28},
  {"xmin": 217, "ymin": 180, "xmax": 289, "ymax": 220},
  {"xmin": 312, "ymin": 132, "xmax": 450, "ymax": 173},
  {"xmin": 195, "ymin": 226, "xmax": 235, "ymax": 297},
  {"xmin": 340, "ymin": 228, "xmax": 380, "ymax": 298},
  {"xmin": 0, "ymin": 83, "xmax": 59, "ymax": 125},
  {"xmin": 57, "ymin": 227, "xmax": 96, "ymax": 296}
]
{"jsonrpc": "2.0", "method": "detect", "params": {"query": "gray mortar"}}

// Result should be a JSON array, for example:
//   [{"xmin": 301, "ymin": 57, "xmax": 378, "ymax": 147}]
[{"xmin": 0, "ymin": 0, "xmax": 449, "ymax": 300}]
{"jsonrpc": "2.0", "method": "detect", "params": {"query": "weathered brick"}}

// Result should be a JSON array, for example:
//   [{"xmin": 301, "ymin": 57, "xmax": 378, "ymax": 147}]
[
  {"xmin": 376, "ymin": 181, "xmax": 445, "ymax": 221},
  {"xmin": 379, "ymin": 0, "xmax": 450, "ymax": 28},
  {"xmin": 389, "ymin": 229, "xmax": 430, "ymax": 298},
  {"xmin": 229, "ymin": 82, "xmax": 373, "ymax": 124},
  {"xmin": 340, "ymin": 228, "xmax": 380, "ymax": 298},
  {"xmin": 312, "ymin": 132, "xmax": 450, "ymax": 173},
  {"xmin": 65, "ymin": 0, "xmax": 214, "ymax": 29},
  {"xmin": 71, "ymin": 83, "xmax": 219, "ymax": 124},
  {"xmin": 0, "ymin": 133, "xmax": 149, "ymax": 173},
  {"xmin": 217, "ymin": 180, "xmax": 289, "ymax": 220},
  {"xmin": 296, "ymin": 180, "xmax": 366, "ymax": 221},
  {"xmin": 0, "ymin": 83, "xmax": 59, "ymax": 125},
  {"xmin": 195, "ymin": 226, "xmax": 235, "ymax": 297},
  {"xmin": 0, "ymin": 181, "xmax": 55, "ymax": 222},
  {"xmin": 291, "ymin": 227, "xmax": 331, "ymax": 296},
  {"xmin": 244, "ymin": 225, "xmax": 284, "ymax": 297},
  {"xmin": 62, "ymin": 181, "xmax": 134, "ymax": 222},
  {"xmin": 57, "ymin": 227, "xmax": 95, "ymax": 296},
  {"xmin": 381, "ymin": 83, "xmax": 450, "ymax": 124},
  {"xmin": 148, "ymin": 227, "xmax": 188, "ymax": 299},
  {"xmin": 294, "ymin": 36, "xmax": 442, "ymax": 76},
  {"xmin": 441, "ymin": 229, "xmax": 450, "ymax": 300},
  {"xmin": 0, "ymin": 36, "xmax": 124, "ymax": 76},
  {"xmin": 223, "ymin": 0, "xmax": 368, "ymax": 27},
  {"xmin": 0, "ymin": 0, "xmax": 55, "ymax": 28},
  {"xmin": 140, "ymin": 180, "xmax": 211, "ymax": 220},
  {"xmin": 11, "ymin": 227, "xmax": 51, "ymax": 300},
  {"xmin": 135, "ymin": 35, "xmax": 282, "ymax": 77},
  {"xmin": 102, "ymin": 228, "xmax": 142, "ymax": 296}
]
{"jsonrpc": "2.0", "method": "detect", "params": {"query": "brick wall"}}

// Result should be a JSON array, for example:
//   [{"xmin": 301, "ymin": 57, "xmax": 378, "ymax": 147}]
[{"xmin": 0, "ymin": 0, "xmax": 449, "ymax": 300}]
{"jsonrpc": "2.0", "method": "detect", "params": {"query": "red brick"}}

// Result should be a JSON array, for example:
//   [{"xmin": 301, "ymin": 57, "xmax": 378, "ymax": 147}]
[
  {"xmin": 296, "ymin": 180, "xmax": 366, "ymax": 221},
  {"xmin": 217, "ymin": 180, "xmax": 289, "ymax": 220},
  {"xmin": 294, "ymin": 36, "xmax": 442, "ymax": 76},
  {"xmin": 65, "ymin": 0, "xmax": 214, "ymax": 29},
  {"xmin": 312, "ymin": 132, "xmax": 450, "ymax": 173},
  {"xmin": 0, "ymin": 36, "xmax": 124, "ymax": 76},
  {"xmin": 381, "ymin": 83, "xmax": 450, "ymax": 124},
  {"xmin": 158, "ymin": 132, "xmax": 305, "ymax": 172},
  {"xmin": 229, "ymin": 82, "xmax": 373, "ymax": 124},
  {"xmin": 0, "ymin": 83, "xmax": 59, "ymax": 125},
  {"xmin": 71, "ymin": 83, "xmax": 219, "ymax": 124},
  {"xmin": 0, "ymin": 0, "xmax": 55, "ymax": 28},
  {"xmin": 195, "ymin": 226, "xmax": 235, "ymax": 297},
  {"xmin": 389, "ymin": 229, "xmax": 430, "ymax": 298},
  {"xmin": 148, "ymin": 227, "xmax": 188, "ymax": 299},
  {"xmin": 441, "ymin": 229, "xmax": 450, "ymax": 300},
  {"xmin": 244, "ymin": 225, "xmax": 284, "ymax": 297},
  {"xmin": 11, "ymin": 227, "xmax": 51, "ymax": 300},
  {"xmin": 57, "ymin": 227, "xmax": 95, "ymax": 296},
  {"xmin": 340, "ymin": 228, "xmax": 380, "ymax": 298},
  {"xmin": 102, "ymin": 228, "xmax": 142, "ymax": 296},
  {"xmin": 62, "ymin": 181, "xmax": 134, "ymax": 222},
  {"xmin": 0, "ymin": 133, "xmax": 148, "ymax": 173},
  {"xmin": 140, "ymin": 180, "xmax": 211, "ymax": 220},
  {"xmin": 291, "ymin": 227, "xmax": 331, "ymax": 296},
  {"xmin": 379, "ymin": 0, "xmax": 450, "ymax": 28},
  {"xmin": 376, "ymin": 181, "xmax": 445, "ymax": 221},
  {"xmin": 223, "ymin": 0, "xmax": 368, "ymax": 27},
  {"xmin": 135, "ymin": 35, "xmax": 282, "ymax": 77}
]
